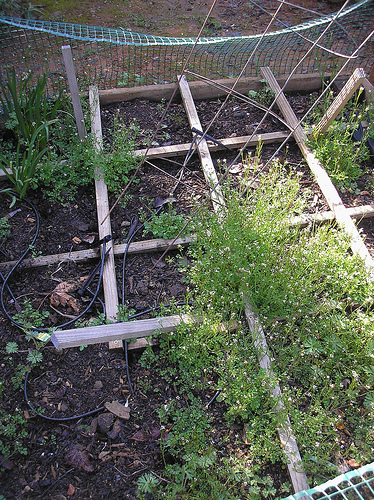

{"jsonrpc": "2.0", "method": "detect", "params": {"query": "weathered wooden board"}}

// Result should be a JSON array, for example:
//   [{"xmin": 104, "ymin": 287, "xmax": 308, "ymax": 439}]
[
  {"xmin": 134, "ymin": 131, "xmax": 290, "ymax": 159},
  {"xmin": 90, "ymin": 86, "xmax": 121, "ymax": 349},
  {"xmin": 178, "ymin": 74, "xmax": 224, "ymax": 213},
  {"xmin": 99, "ymin": 73, "xmax": 329, "ymax": 105},
  {"xmin": 315, "ymin": 68, "xmax": 366, "ymax": 136},
  {"xmin": 2, "ymin": 205, "xmax": 374, "ymax": 271},
  {"xmin": 244, "ymin": 300, "xmax": 309, "ymax": 492},
  {"xmin": 261, "ymin": 66, "xmax": 374, "ymax": 275},
  {"xmin": 0, "ymin": 236, "xmax": 194, "ymax": 270},
  {"xmin": 51, "ymin": 313, "xmax": 195, "ymax": 349}
]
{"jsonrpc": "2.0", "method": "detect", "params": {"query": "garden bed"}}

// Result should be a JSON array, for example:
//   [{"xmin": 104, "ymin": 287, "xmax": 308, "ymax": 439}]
[{"xmin": 1, "ymin": 73, "xmax": 374, "ymax": 499}]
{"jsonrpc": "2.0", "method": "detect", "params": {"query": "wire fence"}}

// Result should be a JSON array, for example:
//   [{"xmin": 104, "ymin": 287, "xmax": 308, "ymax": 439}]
[{"xmin": 0, "ymin": 0, "xmax": 373, "ymax": 93}]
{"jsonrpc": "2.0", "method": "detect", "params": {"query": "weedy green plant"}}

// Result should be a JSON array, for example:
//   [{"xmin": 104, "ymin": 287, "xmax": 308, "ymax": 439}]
[
  {"xmin": 0, "ymin": 121, "xmax": 52, "ymax": 198},
  {"xmin": 143, "ymin": 204, "xmax": 189, "ymax": 240},
  {"xmin": 99, "ymin": 119, "xmax": 141, "ymax": 194},
  {"xmin": 13, "ymin": 298, "xmax": 50, "ymax": 330},
  {"xmin": 0, "ymin": 68, "xmax": 61, "ymax": 149},
  {"xmin": 248, "ymin": 80, "xmax": 274, "ymax": 107},
  {"xmin": 309, "ymin": 114, "xmax": 369, "ymax": 191},
  {"xmin": 0, "ymin": 216, "xmax": 10, "ymax": 240},
  {"xmin": 309, "ymin": 92, "xmax": 371, "ymax": 191},
  {"xmin": 145, "ymin": 163, "xmax": 374, "ymax": 497}
]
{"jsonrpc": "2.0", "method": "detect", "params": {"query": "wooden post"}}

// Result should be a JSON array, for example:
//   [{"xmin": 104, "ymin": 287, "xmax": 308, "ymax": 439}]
[
  {"xmin": 178, "ymin": 74, "xmax": 225, "ymax": 213},
  {"xmin": 62, "ymin": 45, "xmax": 87, "ymax": 140},
  {"xmin": 315, "ymin": 68, "xmax": 366, "ymax": 136},
  {"xmin": 89, "ymin": 86, "xmax": 121, "ymax": 350},
  {"xmin": 260, "ymin": 66, "xmax": 374, "ymax": 275}
]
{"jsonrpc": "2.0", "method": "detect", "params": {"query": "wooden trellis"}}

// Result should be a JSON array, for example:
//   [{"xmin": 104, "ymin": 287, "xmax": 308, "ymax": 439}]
[{"xmin": 1, "ymin": 70, "xmax": 374, "ymax": 493}]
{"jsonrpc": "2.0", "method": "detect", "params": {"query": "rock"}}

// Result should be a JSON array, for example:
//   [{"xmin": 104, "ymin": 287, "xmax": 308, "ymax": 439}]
[
  {"xmin": 98, "ymin": 412, "xmax": 114, "ymax": 433},
  {"xmin": 93, "ymin": 380, "xmax": 103, "ymax": 391}
]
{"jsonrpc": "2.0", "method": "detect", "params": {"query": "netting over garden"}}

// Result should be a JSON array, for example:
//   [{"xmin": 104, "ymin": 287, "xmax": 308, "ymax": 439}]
[{"xmin": 0, "ymin": 0, "xmax": 373, "ymax": 92}]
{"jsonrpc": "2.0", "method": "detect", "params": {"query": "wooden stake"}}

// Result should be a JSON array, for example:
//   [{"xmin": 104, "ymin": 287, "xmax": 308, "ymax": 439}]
[
  {"xmin": 244, "ymin": 300, "xmax": 309, "ymax": 492},
  {"xmin": 260, "ymin": 66, "xmax": 374, "ymax": 275},
  {"xmin": 178, "ymin": 74, "xmax": 224, "ymax": 213},
  {"xmin": 62, "ymin": 45, "xmax": 87, "ymax": 140},
  {"xmin": 315, "ymin": 68, "xmax": 366, "ymax": 136},
  {"xmin": 89, "ymin": 86, "xmax": 121, "ymax": 349}
]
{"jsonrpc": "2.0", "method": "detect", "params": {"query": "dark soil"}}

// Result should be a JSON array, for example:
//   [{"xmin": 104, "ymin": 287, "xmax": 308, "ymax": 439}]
[{"xmin": 1, "ymin": 87, "xmax": 374, "ymax": 499}]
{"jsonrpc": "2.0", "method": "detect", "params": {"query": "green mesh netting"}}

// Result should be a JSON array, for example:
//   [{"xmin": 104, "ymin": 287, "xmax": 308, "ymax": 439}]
[
  {"xmin": 0, "ymin": 0, "xmax": 373, "ymax": 91},
  {"xmin": 282, "ymin": 462, "xmax": 374, "ymax": 500}
]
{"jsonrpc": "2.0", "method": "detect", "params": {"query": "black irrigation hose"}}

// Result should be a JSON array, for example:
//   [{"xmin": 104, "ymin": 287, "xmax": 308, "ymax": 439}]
[
  {"xmin": 0, "ymin": 191, "xmax": 109, "ymax": 332},
  {"xmin": 23, "ymin": 302, "xmax": 189, "ymax": 421}
]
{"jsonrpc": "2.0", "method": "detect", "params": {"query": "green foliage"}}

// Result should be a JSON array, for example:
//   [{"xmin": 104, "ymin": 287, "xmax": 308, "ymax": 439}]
[
  {"xmin": 5, "ymin": 342, "xmax": 19, "ymax": 354},
  {"xmin": 13, "ymin": 298, "xmax": 49, "ymax": 330},
  {"xmin": 0, "ymin": 408, "xmax": 28, "ymax": 458},
  {"xmin": 99, "ymin": 119, "xmax": 140, "ymax": 194},
  {"xmin": 309, "ymin": 93, "xmax": 371, "ymax": 191},
  {"xmin": 0, "ymin": 121, "xmax": 52, "ymax": 198},
  {"xmin": 309, "ymin": 117, "xmax": 369, "ymax": 190},
  {"xmin": 0, "ymin": 68, "xmax": 61, "ymax": 149},
  {"xmin": 35, "ymin": 134, "xmax": 97, "ymax": 202},
  {"xmin": 0, "ymin": 216, "xmax": 10, "ymax": 240},
  {"xmin": 137, "ymin": 473, "xmax": 161, "ymax": 494},
  {"xmin": 143, "ymin": 205, "xmax": 189, "ymax": 240},
  {"xmin": 149, "ymin": 163, "xmax": 374, "ymax": 495},
  {"xmin": 0, "ymin": 68, "xmax": 62, "ymax": 197},
  {"xmin": 248, "ymin": 81, "xmax": 275, "ymax": 107}
]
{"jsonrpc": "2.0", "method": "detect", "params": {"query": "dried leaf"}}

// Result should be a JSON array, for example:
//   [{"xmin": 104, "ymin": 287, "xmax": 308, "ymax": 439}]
[
  {"xmin": 65, "ymin": 447, "xmax": 94, "ymax": 472},
  {"xmin": 81, "ymin": 234, "xmax": 96, "ymax": 244},
  {"xmin": 131, "ymin": 430, "xmax": 148, "ymax": 442},
  {"xmin": 229, "ymin": 163, "xmax": 243, "ymax": 174},
  {"xmin": 152, "ymin": 196, "xmax": 176, "ymax": 208},
  {"xmin": 67, "ymin": 484, "xmax": 75, "ymax": 497},
  {"xmin": 0, "ymin": 455, "xmax": 14, "ymax": 470},
  {"xmin": 151, "ymin": 257, "xmax": 166, "ymax": 268},
  {"xmin": 347, "ymin": 458, "xmax": 360, "ymax": 468},
  {"xmin": 98, "ymin": 451, "xmax": 111, "ymax": 461},
  {"xmin": 104, "ymin": 401, "xmax": 130, "ymax": 420},
  {"xmin": 50, "ymin": 281, "xmax": 81, "ymax": 312},
  {"xmin": 72, "ymin": 236, "xmax": 81, "ymax": 244}
]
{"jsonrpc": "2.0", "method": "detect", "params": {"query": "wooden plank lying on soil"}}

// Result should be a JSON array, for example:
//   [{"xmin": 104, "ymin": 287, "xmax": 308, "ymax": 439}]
[
  {"xmin": 0, "ymin": 132, "xmax": 290, "ymax": 182},
  {"xmin": 2, "ymin": 205, "xmax": 374, "ymax": 271},
  {"xmin": 315, "ymin": 68, "xmax": 366, "ymax": 136},
  {"xmin": 0, "ymin": 236, "xmax": 194, "ymax": 270},
  {"xmin": 260, "ymin": 66, "xmax": 374, "ymax": 275},
  {"xmin": 134, "ymin": 131, "xmax": 290, "ymax": 159},
  {"xmin": 178, "ymin": 74, "xmax": 224, "ymax": 213},
  {"xmin": 244, "ymin": 300, "xmax": 309, "ymax": 492},
  {"xmin": 51, "ymin": 313, "xmax": 195, "ymax": 349},
  {"xmin": 90, "ymin": 85, "xmax": 121, "ymax": 350},
  {"xmin": 99, "ymin": 73, "xmax": 329, "ymax": 105}
]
